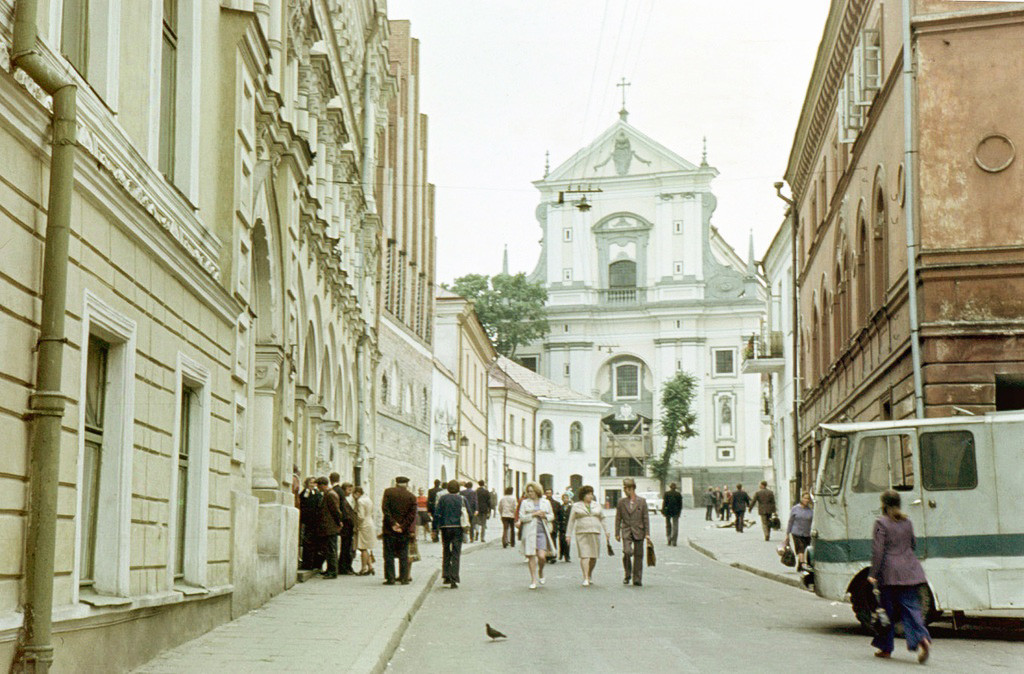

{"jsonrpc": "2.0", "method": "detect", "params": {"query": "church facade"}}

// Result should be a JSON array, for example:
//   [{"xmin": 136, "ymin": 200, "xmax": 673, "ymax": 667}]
[{"xmin": 518, "ymin": 113, "xmax": 769, "ymax": 505}]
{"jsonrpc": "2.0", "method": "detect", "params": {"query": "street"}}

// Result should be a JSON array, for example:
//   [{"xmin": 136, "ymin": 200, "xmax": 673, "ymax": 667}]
[{"xmin": 388, "ymin": 538, "xmax": 1024, "ymax": 672}]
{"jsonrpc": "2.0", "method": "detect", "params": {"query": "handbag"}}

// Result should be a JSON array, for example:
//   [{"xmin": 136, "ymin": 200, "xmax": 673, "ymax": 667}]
[
  {"xmin": 460, "ymin": 504, "xmax": 471, "ymax": 530},
  {"xmin": 779, "ymin": 545, "xmax": 796, "ymax": 567},
  {"xmin": 770, "ymin": 513, "xmax": 781, "ymax": 531},
  {"xmin": 606, "ymin": 541, "xmax": 615, "ymax": 557},
  {"xmin": 869, "ymin": 586, "xmax": 891, "ymax": 636},
  {"xmin": 646, "ymin": 540, "xmax": 656, "ymax": 567},
  {"xmin": 409, "ymin": 537, "xmax": 421, "ymax": 563}
]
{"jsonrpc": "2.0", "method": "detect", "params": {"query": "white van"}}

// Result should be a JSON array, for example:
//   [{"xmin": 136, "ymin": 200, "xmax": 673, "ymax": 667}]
[{"xmin": 808, "ymin": 411, "xmax": 1024, "ymax": 629}]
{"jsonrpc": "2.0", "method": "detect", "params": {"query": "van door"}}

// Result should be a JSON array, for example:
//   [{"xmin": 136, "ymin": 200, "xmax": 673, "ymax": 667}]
[
  {"xmin": 845, "ymin": 430, "xmax": 925, "ymax": 560},
  {"xmin": 917, "ymin": 426, "xmax": 995, "ymax": 558}
]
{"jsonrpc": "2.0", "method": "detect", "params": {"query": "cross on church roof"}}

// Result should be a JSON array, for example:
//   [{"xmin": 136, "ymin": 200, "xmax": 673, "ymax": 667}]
[{"xmin": 617, "ymin": 77, "xmax": 631, "ymax": 122}]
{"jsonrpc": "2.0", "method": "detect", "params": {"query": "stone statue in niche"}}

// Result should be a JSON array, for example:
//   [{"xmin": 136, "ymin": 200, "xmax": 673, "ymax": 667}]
[
  {"xmin": 594, "ymin": 132, "xmax": 651, "ymax": 176},
  {"xmin": 718, "ymin": 397, "xmax": 733, "ymax": 438}
]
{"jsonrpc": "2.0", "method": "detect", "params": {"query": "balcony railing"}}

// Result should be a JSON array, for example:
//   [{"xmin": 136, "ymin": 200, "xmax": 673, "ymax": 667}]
[
  {"xmin": 742, "ymin": 330, "xmax": 785, "ymax": 375},
  {"xmin": 599, "ymin": 288, "xmax": 646, "ymax": 305}
]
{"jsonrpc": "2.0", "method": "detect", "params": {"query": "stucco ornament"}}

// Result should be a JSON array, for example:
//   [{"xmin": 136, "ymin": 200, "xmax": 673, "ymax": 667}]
[
  {"xmin": 594, "ymin": 131, "xmax": 651, "ymax": 176},
  {"xmin": 975, "ymin": 133, "xmax": 1015, "ymax": 173}
]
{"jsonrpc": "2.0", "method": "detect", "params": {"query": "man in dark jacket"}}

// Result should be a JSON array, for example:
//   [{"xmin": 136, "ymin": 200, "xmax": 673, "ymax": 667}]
[
  {"xmin": 662, "ymin": 483, "xmax": 684, "ymax": 546},
  {"xmin": 330, "ymin": 473, "xmax": 358, "ymax": 574},
  {"xmin": 731, "ymin": 483, "xmax": 751, "ymax": 533},
  {"xmin": 427, "ymin": 479, "xmax": 443, "ymax": 542},
  {"xmin": 316, "ymin": 477, "xmax": 342, "ymax": 577},
  {"xmin": 432, "ymin": 480, "xmax": 467, "ymax": 588},
  {"xmin": 298, "ymin": 477, "xmax": 322, "ymax": 570},
  {"xmin": 475, "ymin": 480, "xmax": 492, "ymax": 542},
  {"xmin": 461, "ymin": 482, "xmax": 478, "ymax": 541},
  {"xmin": 703, "ymin": 487, "xmax": 716, "ymax": 521},
  {"xmin": 381, "ymin": 476, "xmax": 419, "ymax": 585},
  {"xmin": 750, "ymin": 480, "xmax": 777, "ymax": 541}
]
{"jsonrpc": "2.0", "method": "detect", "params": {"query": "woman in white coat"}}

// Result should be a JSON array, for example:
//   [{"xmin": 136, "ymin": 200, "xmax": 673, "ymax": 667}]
[
  {"xmin": 517, "ymin": 481, "xmax": 555, "ymax": 589},
  {"xmin": 565, "ymin": 485, "xmax": 611, "ymax": 586},
  {"xmin": 353, "ymin": 486, "xmax": 376, "ymax": 576}
]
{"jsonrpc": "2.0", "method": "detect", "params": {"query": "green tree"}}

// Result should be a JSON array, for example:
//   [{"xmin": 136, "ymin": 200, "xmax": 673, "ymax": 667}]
[
  {"xmin": 449, "ymin": 273, "xmax": 549, "ymax": 358},
  {"xmin": 649, "ymin": 371, "xmax": 699, "ymax": 490}
]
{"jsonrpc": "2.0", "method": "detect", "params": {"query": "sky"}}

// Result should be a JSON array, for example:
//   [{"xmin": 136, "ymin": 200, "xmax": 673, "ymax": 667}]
[{"xmin": 386, "ymin": 0, "xmax": 832, "ymax": 284}]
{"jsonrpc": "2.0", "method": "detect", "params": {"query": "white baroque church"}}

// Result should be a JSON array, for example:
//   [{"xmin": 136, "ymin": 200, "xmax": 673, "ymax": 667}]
[{"xmin": 517, "ymin": 110, "xmax": 769, "ymax": 506}]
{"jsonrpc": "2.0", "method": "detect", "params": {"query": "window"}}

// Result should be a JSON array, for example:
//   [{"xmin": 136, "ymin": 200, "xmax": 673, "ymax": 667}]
[
  {"xmin": 673, "ymin": 220, "xmax": 683, "ymax": 234},
  {"xmin": 170, "ymin": 353, "xmax": 210, "ymax": 587},
  {"xmin": 851, "ymin": 434, "xmax": 914, "ymax": 493},
  {"xmin": 717, "ymin": 447, "xmax": 734, "ymax": 461},
  {"xmin": 521, "ymin": 418, "xmax": 526, "ymax": 445},
  {"xmin": 872, "ymin": 187, "xmax": 888, "ymax": 309},
  {"xmin": 920, "ymin": 431, "xmax": 978, "ymax": 491},
  {"xmin": 516, "ymin": 356, "xmax": 538, "ymax": 372},
  {"xmin": 174, "ymin": 384, "xmax": 197, "ymax": 580},
  {"xmin": 80, "ymin": 335, "xmax": 108, "ymax": 587},
  {"xmin": 508, "ymin": 414, "xmax": 515, "ymax": 443},
  {"xmin": 539, "ymin": 420, "xmax": 553, "ymax": 450},
  {"xmin": 562, "ymin": 268, "xmax": 572, "ymax": 282},
  {"xmin": 569, "ymin": 422, "xmax": 583, "ymax": 452},
  {"xmin": 564, "ymin": 362, "xmax": 570, "ymax": 377},
  {"xmin": 563, "ymin": 228, "xmax": 572, "ymax": 242},
  {"xmin": 713, "ymin": 349, "xmax": 736, "ymax": 376},
  {"xmin": 609, "ymin": 260, "xmax": 636, "ymax": 288},
  {"xmin": 857, "ymin": 218, "xmax": 869, "ymax": 324},
  {"xmin": 380, "ymin": 374, "xmax": 389, "ymax": 405},
  {"xmin": 61, "ymin": 0, "xmax": 90, "ymax": 76},
  {"xmin": 159, "ymin": 0, "xmax": 179, "ymax": 180},
  {"xmin": 614, "ymin": 363, "xmax": 639, "ymax": 400},
  {"xmin": 673, "ymin": 261, "xmax": 683, "ymax": 275},
  {"xmin": 819, "ymin": 435, "xmax": 850, "ymax": 493}
]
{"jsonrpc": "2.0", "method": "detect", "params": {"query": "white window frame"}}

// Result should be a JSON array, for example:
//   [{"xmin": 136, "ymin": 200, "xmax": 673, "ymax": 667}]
[
  {"xmin": 75, "ymin": 290, "xmax": 136, "ymax": 602},
  {"xmin": 711, "ymin": 348, "xmax": 737, "ymax": 377},
  {"xmin": 613, "ymin": 362, "xmax": 641, "ymax": 401},
  {"xmin": 51, "ymin": 0, "xmax": 122, "ymax": 107},
  {"xmin": 673, "ymin": 261, "xmax": 684, "ymax": 275},
  {"xmin": 713, "ymin": 391, "xmax": 737, "ymax": 441},
  {"xmin": 167, "ymin": 352, "xmax": 211, "ymax": 589}
]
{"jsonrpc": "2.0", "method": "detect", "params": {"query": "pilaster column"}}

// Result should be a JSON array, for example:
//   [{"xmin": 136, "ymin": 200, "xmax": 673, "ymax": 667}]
[{"xmin": 252, "ymin": 348, "xmax": 284, "ymax": 498}]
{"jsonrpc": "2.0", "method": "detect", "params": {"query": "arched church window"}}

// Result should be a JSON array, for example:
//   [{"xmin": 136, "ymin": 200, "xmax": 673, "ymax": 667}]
[
  {"xmin": 609, "ymin": 259, "xmax": 637, "ymax": 288},
  {"xmin": 569, "ymin": 422, "xmax": 583, "ymax": 451},
  {"xmin": 614, "ymin": 363, "xmax": 640, "ymax": 400},
  {"xmin": 539, "ymin": 420, "xmax": 553, "ymax": 450}
]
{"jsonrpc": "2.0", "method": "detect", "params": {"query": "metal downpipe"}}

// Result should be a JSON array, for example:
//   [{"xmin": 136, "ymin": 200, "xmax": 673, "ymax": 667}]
[
  {"xmin": 902, "ymin": 0, "xmax": 925, "ymax": 418},
  {"xmin": 12, "ymin": 0, "xmax": 78, "ymax": 671}
]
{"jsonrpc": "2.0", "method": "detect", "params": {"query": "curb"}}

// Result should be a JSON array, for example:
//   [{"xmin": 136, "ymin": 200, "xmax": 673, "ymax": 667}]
[
  {"xmin": 687, "ymin": 538, "xmax": 804, "ymax": 590},
  {"xmin": 368, "ymin": 537, "xmax": 499, "ymax": 673}
]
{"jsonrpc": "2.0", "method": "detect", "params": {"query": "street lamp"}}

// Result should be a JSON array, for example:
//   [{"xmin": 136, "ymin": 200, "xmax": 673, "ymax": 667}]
[{"xmin": 447, "ymin": 429, "xmax": 456, "ymax": 444}]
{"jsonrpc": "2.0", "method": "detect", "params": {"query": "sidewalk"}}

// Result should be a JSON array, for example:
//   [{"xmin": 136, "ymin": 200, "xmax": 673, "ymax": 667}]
[
  {"xmin": 133, "ymin": 524, "xmax": 498, "ymax": 674},
  {"xmin": 679, "ymin": 508, "xmax": 806, "ymax": 589}
]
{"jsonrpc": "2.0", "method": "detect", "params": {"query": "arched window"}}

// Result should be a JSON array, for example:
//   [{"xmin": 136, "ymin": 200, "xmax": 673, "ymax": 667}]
[
  {"xmin": 608, "ymin": 259, "xmax": 636, "ymax": 288},
  {"xmin": 857, "ymin": 218, "xmax": 870, "ymax": 325},
  {"xmin": 380, "ymin": 374, "xmax": 389, "ymax": 405},
  {"xmin": 569, "ymin": 422, "xmax": 583, "ymax": 451},
  {"xmin": 539, "ymin": 420, "xmax": 553, "ymax": 450},
  {"xmin": 833, "ymin": 263, "xmax": 843, "ymax": 356},
  {"xmin": 811, "ymin": 305, "xmax": 820, "ymax": 383},
  {"xmin": 872, "ymin": 186, "xmax": 888, "ymax": 309},
  {"xmin": 539, "ymin": 473, "xmax": 554, "ymax": 492},
  {"xmin": 821, "ymin": 289, "xmax": 831, "ymax": 370}
]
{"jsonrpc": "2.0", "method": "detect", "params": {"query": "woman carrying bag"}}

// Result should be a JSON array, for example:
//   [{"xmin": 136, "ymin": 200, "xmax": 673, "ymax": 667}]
[
  {"xmin": 517, "ymin": 482, "xmax": 555, "ymax": 590},
  {"xmin": 565, "ymin": 485, "xmax": 611, "ymax": 587},
  {"xmin": 868, "ymin": 490, "xmax": 932, "ymax": 663}
]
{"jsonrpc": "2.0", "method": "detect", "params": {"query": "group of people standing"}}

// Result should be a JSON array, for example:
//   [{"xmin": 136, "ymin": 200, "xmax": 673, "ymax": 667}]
[{"xmin": 296, "ymin": 473, "xmax": 376, "ymax": 578}]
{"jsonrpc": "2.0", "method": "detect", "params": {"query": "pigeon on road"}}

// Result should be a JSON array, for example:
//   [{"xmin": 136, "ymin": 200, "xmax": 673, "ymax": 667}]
[{"xmin": 485, "ymin": 624, "xmax": 507, "ymax": 640}]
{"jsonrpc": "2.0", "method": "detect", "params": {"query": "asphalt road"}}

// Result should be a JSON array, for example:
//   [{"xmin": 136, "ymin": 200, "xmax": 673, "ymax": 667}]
[{"xmin": 387, "ymin": 540, "xmax": 1024, "ymax": 673}]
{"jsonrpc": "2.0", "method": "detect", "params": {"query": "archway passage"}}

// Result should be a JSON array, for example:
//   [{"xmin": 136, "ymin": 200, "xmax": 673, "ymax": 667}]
[{"xmin": 539, "ymin": 473, "xmax": 554, "ymax": 492}]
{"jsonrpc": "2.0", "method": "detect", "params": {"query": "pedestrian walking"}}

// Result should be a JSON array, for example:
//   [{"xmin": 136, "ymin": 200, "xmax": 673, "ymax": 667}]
[
  {"xmin": 498, "ymin": 487, "xmax": 517, "ymax": 548},
  {"xmin": 475, "ymin": 480, "xmax": 491, "ymax": 542},
  {"xmin": 662, "ymin": 482, "xmax": 683, "ymax": 546},
  {"xmin": 785, "ymin": 492, "xmax": 814, "ymax": 571},
  {"xmin": 721, "ymin": 485, "xmax": 732, "ymax": 522},
  {"xmin": 416, "ymin": 488, "xmax": 431, "ymax": 541},
  {"xmin": 380, "ymin": 476, "xmax": 418, "ymax": 585},
  {"xmin": 330, "ymin": 473, "xmax": 357, "ymax": 575},
  {"xmin": 298, "ymin": 477, "xmax": 322, "ymax": 570},
  {"xmin": 713, "ymin": 487, "xmax": 724, "ymax": 520},
  {"xmin": 557, "ymin": 493, "xmax": 572, "ymax": 562},
  {"xmin": 353, "ymin": 486, "xmax": 375, "ymax": 576},
  {"xmin": 731, "ymin": 483, "xmax": 750, "ymax": 533},
  {"xmin": 461, "ymin": 482, "xmax": 478, "ymax": 542},
  {"xmin": 615, "ymin": 478, "xmax": 651, "ymax": 587},
  {"xmin": 703, "ymin": 486, "xmax": 716, "ymax": 521},
  {"xmin": 565, "ymin": 485, "xmax": 611, "ymax": 586},
  {"xmin": 315, "ymin": 477, "xmax": 342, "ymax": 578},
  {"xmin": 517, "ymin": 482, "xmax": 555, "ymax": 589},
  {"xmin": 427, "ymin": 479, "xmax": 443, "ymax": 542},
  {"xmin": 544, "ymin": 488, "xmax": 561, "ymax": 564},
  {"xmin": 868, "ymin": 490, "xmax": 932, "ymax": 663},
  {"xmin": 432, "ymin": 480, "xmax": 466, "ymax": 588},
  {"xmin": 751, "ymin": 480, "xmax": 777, "ymax": 541}
]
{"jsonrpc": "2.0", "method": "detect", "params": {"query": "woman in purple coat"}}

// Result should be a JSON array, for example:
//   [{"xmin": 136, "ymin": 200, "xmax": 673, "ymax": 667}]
[{"xmin": 867, "ymin": 490, "xmax": 932, "ymax": 663}]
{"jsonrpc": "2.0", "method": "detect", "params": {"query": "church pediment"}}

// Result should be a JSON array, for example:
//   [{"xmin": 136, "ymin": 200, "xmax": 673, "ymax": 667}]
[
  {"xmin": 592, "ymin": 212, "xmax": 652, "ymax": 234},
  {"xmin": 544, "ymin": 119, "xmax": 702, "ymax": 182}
]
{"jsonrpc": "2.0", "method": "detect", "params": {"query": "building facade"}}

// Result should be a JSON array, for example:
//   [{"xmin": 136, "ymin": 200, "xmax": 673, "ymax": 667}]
[
  {"xmin": 0, "ymin": 0, "xmax": 389, "ymax": 669},
  {"xmin": 785, "ymin": 0, "xmax": 1024, "ymax": 492},
  {"xmin": 432, "ymin": 291, "xmax": 496, "ymax": 483},
  {"xmin": 487, "ymin": 357, "xmax": 538, "ymax": 499},
  {"xmin": 518, "ymin": 111, "xmax": 769, "ymax": 504},
  {"xmin": 374, "ymin": 19, "xmax": 436, "ymax": 501}
]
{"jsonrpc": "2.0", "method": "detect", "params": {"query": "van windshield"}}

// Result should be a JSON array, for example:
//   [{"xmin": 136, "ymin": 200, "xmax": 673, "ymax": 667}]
[{"xmin": 818, "ymin": 435, "xmax": 849, "ymax": 494}]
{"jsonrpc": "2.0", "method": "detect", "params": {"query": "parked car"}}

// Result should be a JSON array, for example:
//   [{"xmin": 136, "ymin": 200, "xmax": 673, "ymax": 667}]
[{"xmin": 637, "ymin": 491, "xmax": 662, "ymax": 513}]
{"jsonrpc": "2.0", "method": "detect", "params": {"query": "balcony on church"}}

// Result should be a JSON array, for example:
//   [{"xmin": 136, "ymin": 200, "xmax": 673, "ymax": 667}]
[
  {"xmin": 599, "ymin": 287, "xmax": 646, "ymax": 305},
  {"xmin": 741, "ymin": 330, "xmax": 785, "ymax": 375}
]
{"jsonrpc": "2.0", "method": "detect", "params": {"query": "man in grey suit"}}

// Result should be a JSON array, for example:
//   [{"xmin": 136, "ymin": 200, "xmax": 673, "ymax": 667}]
[{"xmin": 615, "ymin": 478, "xmax": 651, "ymax": 586}]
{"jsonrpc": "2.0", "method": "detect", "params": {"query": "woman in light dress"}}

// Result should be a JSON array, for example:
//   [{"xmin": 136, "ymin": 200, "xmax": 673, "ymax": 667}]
[
  {"xmin": 565, "ymin": 485, "xmax": 611, "ymax": 587},
  {"xmin": 517, "ymin": 481, "xmax": 555, "ymax": 590},
  {"xmin": 354, "ymin": 486, "xmax": 375, "ymax": 576}
]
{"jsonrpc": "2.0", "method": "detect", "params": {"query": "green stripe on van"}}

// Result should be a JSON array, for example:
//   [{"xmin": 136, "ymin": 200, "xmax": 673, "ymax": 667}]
[{"xmin": 814, "ymin": 534, "xmax": 1024, "ymax": 564}]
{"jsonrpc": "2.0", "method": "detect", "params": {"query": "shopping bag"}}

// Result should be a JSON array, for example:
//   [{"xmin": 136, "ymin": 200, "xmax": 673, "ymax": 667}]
[
  {"xmin": 779, "ymin": 545, "xmax": 796, "ymax": 567},
  {"xmin": 646, "ymin": 540, "xmax": 656, "ymax": 567},
  {"xmin": 770, "ymin": 513, "xmax": 781, "ymax": 530},
  {"xmin": 409, "ymin": 537, "xmax": 420, "ymax": 563}
]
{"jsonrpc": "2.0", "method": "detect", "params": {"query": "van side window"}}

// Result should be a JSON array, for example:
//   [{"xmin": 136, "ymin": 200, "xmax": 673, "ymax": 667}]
[
  {"xmin": 851, "ymin": 434, "xmax": 914, "ymax": 492},
  {"xmin": 920, "ymin": 431, "xmax": 978, "ymax": 491},
  {"xmin": 819, "ymin": 435, "xmax": 849, "ymax": 492}
]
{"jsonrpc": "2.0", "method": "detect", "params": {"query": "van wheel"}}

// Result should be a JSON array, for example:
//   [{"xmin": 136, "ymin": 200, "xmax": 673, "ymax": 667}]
[
  {"xmin": 919, "ymin": 584, "xmax": 942, "ymax": 625},
  {"xmin": 849, "ymin": 576, "xmax": 877, "ymax": 635}
]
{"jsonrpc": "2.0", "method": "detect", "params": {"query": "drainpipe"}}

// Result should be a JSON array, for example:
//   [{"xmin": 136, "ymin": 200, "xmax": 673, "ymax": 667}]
[
  {"xmin": 902, "ymin": 0, "xmax": 925, "ymax": 419},
  {"xmin": 13, "ymin": 0, "xmax": 78, "ymax": 671}
]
